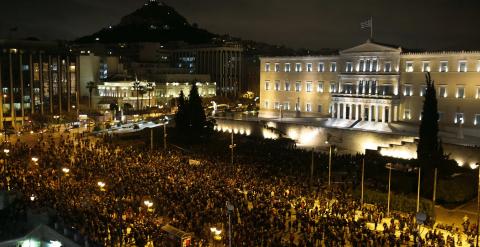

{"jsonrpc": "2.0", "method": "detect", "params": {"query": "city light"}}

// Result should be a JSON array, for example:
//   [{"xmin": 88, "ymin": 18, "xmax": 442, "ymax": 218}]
[
  {"xmin": 144, "ymin": 200, "xmax": 153, "ymax": 208},
  {"xmin": 62, "ymin": 167, "xmax": 70, "ymax": 174},
  {"xmin": 3, "ymin": 149, "xmax": 9, "ymax": 154},
  {"xmin": 97, "ymin": 181, "xmax": 106, "ymax": 188},
  {"xmin": 31, "ymin": 157, "xmax": 38, "ymax": 163}
]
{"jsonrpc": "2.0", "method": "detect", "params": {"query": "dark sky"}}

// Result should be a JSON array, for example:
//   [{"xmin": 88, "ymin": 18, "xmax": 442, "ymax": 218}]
[{"xmin": 1, "ymin": 0, "xmax": 480, "ymax": 50}]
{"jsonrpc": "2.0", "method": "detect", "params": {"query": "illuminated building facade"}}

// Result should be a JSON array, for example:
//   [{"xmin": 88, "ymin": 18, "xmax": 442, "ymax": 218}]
[
  {"xmin": 260, "ymin": 40, "xmax": 480, "ymax": 133},
  {"xmin": 0, "ymin": 40, "xmax": 79, "ymax": 129},
  {"xmin": 172, "ymin": 43, "xmax": 243, "ymax": 96}
]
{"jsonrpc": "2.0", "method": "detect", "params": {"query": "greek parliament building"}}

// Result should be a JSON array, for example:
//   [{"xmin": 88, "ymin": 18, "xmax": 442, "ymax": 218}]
[
  {"xmin": 260, "ymin": 40, "xmax": 480, "ymax": 134},
  {"xmin": 0, "ymin": 40, "xmax": 79, "ymax": 129}
]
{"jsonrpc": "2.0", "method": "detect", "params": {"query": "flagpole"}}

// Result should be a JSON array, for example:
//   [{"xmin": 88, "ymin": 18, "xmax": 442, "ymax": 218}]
[{"xmin": 370, "ymin": 16, "xmax": 373, "ymax": 39}]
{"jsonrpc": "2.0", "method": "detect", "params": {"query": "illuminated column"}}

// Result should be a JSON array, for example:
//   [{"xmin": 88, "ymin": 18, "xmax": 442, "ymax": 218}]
[
  {"xmin": 382, "ymin": 105, "xmax": 386, "ymax": 123},
  {"xmin": 337, "ymin": 103, "xmax": 341, "ymax": 119},
  {"xmin": 331, "ymin": 103, "xmax": 335, "ymax": 118},
  {"xmin": 355, "ymin": 104, "xmax": 359, "ymax": 120},
  {"xmin": 394, "ymin": 105, "xmax": 398, "ymax": 122},
  {"xmin": 360, "ymin": 104, "xmax": 365, "ymax": 121},
  {"xmin": 368, "ymin": 105, "xmax": 373, "ymax": 122},
  {"xmin": 343, "ymin": 103, "xmax": 347, "ymax": 119},
  {"xmin": 388, "ymin": 106, "xmax": 393, "ymax": 123},
  {"xmin": 375, "ymin": 104, "xmax": 379, "ymax": 122}
]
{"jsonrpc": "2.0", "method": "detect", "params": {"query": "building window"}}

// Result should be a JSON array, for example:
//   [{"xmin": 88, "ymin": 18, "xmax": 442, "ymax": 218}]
[
  {"xmin": 285, "ymin": 81, "xmax": 291, "ymax": 91},
  {"xmin": 459, "ymin": 61, "xmax": 467, "ymax": 72},
  {"xmin": 295, "ymin": 63, "xmax": 302, "ymax": 72},
  {"xmin": 265, "ymin": 63, "xmax": 270, "ymax": 72},
  {"xmin": 384, "ymin": 62, "xmax": 391, "ymax": 72},
  {"xmin": 306, "ymin": 63, "xmax": 313, "ymax": 72},
  {"xmin": 439, "ymin": 86, "xmax": 447, "ymax": 98},
  {"xmin": 274, "ymin": 102, "xmax": 280, "ymax": 110},
  {"xmin": 317, "ymin": 105, "xmax": 322, "ymax": 113},
  {"xmin": 365, "ymin": 60, "xmax": 371, "ymax": 72},
  {"xmin": 306, "ymin": 82, "xmax": 312, "ymax": 92},
  {"xmin": 306, "ymin": 103, "xmax": 312, "ymax": 112},
  {"xmin": 404, "ymin": 85, "xmax": 413, "ymax": 96},
  {"xmin": 405, "ymin": 61, "xmax": 414, "ymax": 72},
  {"xmin": 456, "ymin": 86, "xmax": 465, "ymax": 98},
  {"xmin": 438, "ymin": 112, "xmax": 444, "ymax": 122},
  {"xmin": 372, "ymin": 60, "xmax": 378, "ymax": 72},
  {"xmin": 359, "ymin": 60, "xmax": 365, "ymax": 72},
  {"xmin": 274, "ymin": 81, "xmax": 280, "ymax": 91},
  {"xmin": 265, "ymin": 81, "xmax": 270, "ymax": 91},
  {"xmin": 318, "ymin": 63, "xmax": 325, "ymax": 72},
  {"xmin": 274, "ymin": 63, "xmax": 280, "ymax": 72},
  {"xmin": 329, "ymin": 82, "xmax": 337, "ymax": 93},
  {"xmin": 422, "ymin": 61, "xmax": 430, "ymax": 72},
  {"xmin": 475, "ymin": 114, "xmax": 480, "ymax": 125},
  {"xmin": 317, "ymin": 81, "xmax": 324, "ymax": 93},
  {"xmin": 295, "ymin": 81, "xmax": 301, "ymax": 92},
  {"xmin": 265, "ymin": 101, "xmax": 269, "ymax": 109},
  {"xmin": 346, "ymin": 62, "xmax": 353, "ymax": 72},
  {"xmin": 455, "ymin": 113, "xmax": 464, "ymax": 124},
  {"xmin": 330, "ymin": 62, "xmax": 337, "ymax": 72},
  {"xmin": 283, "ymin": 102, "xmax": 290, "ymax": 110},
  {"xmin": 285, "ymin": 63, "xmax": 291, "ymax": 72},
  {"xmin": 404, "ymin": 108, "xmax": 411, "ymax": 120},
  {"xmin": 420, "ymin": 86, "xmax": 426, "ymax": 96},
  {"xmin": 440, "ymin": 61, "xmax": 448, "ymax": 72}
]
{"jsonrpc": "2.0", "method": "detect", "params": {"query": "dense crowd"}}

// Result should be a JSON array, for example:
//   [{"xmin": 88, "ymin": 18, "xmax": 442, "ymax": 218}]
[{"xmin": 0, "ymin": 131, "xmax": 477, "ymax": 246}]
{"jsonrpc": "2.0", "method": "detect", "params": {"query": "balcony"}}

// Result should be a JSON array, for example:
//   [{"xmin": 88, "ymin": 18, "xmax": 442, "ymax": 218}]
[{"xmin": 331, "ymin": 92, "xmax": 396, "ymax": 100}]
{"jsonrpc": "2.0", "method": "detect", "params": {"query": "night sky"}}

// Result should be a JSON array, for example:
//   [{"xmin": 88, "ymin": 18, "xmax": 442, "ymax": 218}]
[{"xmin": 1, "ymin": 0, "xmax": 480, "ymax": 51}]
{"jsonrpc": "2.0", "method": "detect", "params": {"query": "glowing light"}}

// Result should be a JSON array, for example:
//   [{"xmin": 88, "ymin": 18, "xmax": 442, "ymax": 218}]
[
  {"xmin": 262, "ymin": 128, "xmax": 279, "ymax": 139},
  {"xmin": 30, "ymin": 195, "xmax": 36, "ymax": 201},
  {"xmin": 49, "ymin": 241, "xmax": 62, "ymax": 247},
  {"xmin": 31, "ymin": 157, "xmax": 38, "ymax": 163},
  {"xmin": 62, "ymin": 167, "xmax": 70, "ymax": 174},
  {"xmin": 469, "ymin": 162, "xmax": 479, "ymax": 169},
  {"xmin": 144, "ymin": 200, "xmax": 153, "ymax": 208},
  {"xmin": 97, "ymin": 181, "xmax": 106, "ymax": 188},
  {"xmin": 3, "ymin": 149, "xmax": 9, "ymax": 154}
]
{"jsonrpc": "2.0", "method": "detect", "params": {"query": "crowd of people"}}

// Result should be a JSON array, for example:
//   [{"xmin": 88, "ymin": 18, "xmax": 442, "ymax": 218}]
[{"xmin": 0, "ymin": 131, "xmax": 477, "ymax": 246}]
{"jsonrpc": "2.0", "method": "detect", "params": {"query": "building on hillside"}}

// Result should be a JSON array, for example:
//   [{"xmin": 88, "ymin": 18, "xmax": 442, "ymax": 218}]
[
  {"xmin": 172, "ymin": 43, "xmax": 243, "ymax": 97},
  {"xmin": 260, "ymin": 40, "xmax": 480, "ymax": 136},
  {"xmin": 0, "ymin": 39, "xmax": 80, "ymax": 129}
]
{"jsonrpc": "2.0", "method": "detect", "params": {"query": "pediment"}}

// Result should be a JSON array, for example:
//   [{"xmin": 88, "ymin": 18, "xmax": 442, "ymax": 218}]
[{"xmin": 340, "ymin": 40, "xmax": 401, "ymax": 54}]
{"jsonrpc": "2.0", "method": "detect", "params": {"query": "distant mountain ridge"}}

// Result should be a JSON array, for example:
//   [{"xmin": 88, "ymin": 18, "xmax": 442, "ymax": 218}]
[{"xmin": 75, "ymin": 0, "xmax": 335, "ymax": 56}]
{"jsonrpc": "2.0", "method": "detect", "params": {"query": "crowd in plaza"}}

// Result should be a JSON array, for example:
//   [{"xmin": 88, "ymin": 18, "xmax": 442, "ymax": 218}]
[{"xmin": 0, "ymin": 131, "xmax": 478, "ymax": 246}]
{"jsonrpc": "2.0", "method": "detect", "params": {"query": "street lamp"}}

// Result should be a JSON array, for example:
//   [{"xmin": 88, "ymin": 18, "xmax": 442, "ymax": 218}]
[
  {"xmin": 62, "ymin": 167, "xmax": 70, "ymax": 174},
  {"xmin": 229, "ymin": 129, "xmax": 236, "ymax": 167},
  {"xmin": 385, "ymin": 163, "xmax": 393, "ymax": 216},
  {"xmin": 325, "ymin": 141, "xmax": 335, "ymax": 188},
  {"xmin": 163, "ymin": 117, "xmax": 168, "ymax": 150},
  {"xmin": 31, "ymin": 157, "xmax": 39, "ymax": 164},
  {"xmin": 97, "ymin": 181, "xmax": 106, "ymax": 191},
  {"xmin": 144, "ymin": 200, "xmax": 154, "ymax": 212}
]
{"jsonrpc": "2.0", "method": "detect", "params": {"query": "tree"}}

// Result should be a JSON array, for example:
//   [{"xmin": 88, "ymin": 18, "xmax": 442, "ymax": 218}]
[
  {"xmin": 133, "ymin": 80, "xmax": 141, "ymax": 110},
  {"xmin": 187, "ymin": 83, "xmax": 207, "ymax": 136},
  {"xmin": 417, "ymin": 72, "xmax": 443, "ymax": 168},
  {"xmin": 146, "ymin": 82, "xmax": 154, "ymax": 108},
  {"xmin": 138, "ymin": 86, "xmax": 147, "ymax": 110},
  {"xmin": 174, "ymin": 90, "xmax": 188, "ymax": 131},
  {"xmin": 86, "ymin": 81, "xmax": 97, "ymax": 109}
]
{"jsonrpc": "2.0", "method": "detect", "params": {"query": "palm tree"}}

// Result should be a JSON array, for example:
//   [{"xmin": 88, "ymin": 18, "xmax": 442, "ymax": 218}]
[
  {"xmin": 86, "ymin": 81, "xmax": 97, "ymax": 109},
  {"xmin": 138, "ymin": 86, "xmax": 147, "ymax": 110},
  {"xmin": 132, "ymin": 80, "xmax": 141, "ymax": 111},
  {"xmin": 146, "ymin": 82, "xmax": 154, "ymax": 108}
]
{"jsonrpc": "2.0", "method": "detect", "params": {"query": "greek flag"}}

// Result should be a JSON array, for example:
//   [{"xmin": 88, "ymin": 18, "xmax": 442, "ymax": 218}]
[{"xmin": 360, "ymin": 19, "xmax": 372, "ymax": 29}]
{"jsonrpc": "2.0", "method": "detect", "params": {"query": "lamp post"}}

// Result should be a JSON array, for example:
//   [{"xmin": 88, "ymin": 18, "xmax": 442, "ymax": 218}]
[
  {"xmin": 3, "ymin": 94, "xmax": 7, "ymax": 142},
  {"xmin": 144, "ymin": 200, "xmax": 154, "ymax": 213},
  {"xmin": 163, "ymin": 117, "xmax": 168, "ymax": 150},
  {"xmin": 226, "ymin": 201, "xmax": 234, "ymax": 247},
  {"xmin": 416, "ymin": 167, "xmax": 421, "ymax": 213},
  {"xmin": 361, "ymin": 158, "xmax": 365, "ymax": 206},
  {"xmin": 229, "ymin": 130, "xmax": 236, "ymax": 167},
  {"xmin": 2, "ymin": 148, "xmax": 9, "ymax": 190},
  {"xmin": 386, "ymin": 163, "xmax": 392, "ymax": 217},
  {"xmin": 325, "ymin": 141, "xmax": 333, "ymax": 188},
  {"xmin": 476, "ymin": 164, "xmax": 480, "ymax": 247}
]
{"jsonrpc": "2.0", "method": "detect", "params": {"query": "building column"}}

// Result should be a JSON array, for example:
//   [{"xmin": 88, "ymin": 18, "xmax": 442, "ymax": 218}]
[
  {"xmin": 9, "ymin": 52, "xmax": 15, "ymax": 128},
  {"xmin": 375, "ymin": 104, "xmax": 379, "ymax": 122},
  {"xmin": 342, "ymin": 103, "xmax": 347, "ymax": 119},
  {"xmin": 368, "ymin": 105, "xmax": 373, "ymax": 122},
  {"xmin": 382, "ymin": 105, "xmax": 386, "ymax": 123},
  {"xmin": 337, "ymin": 102, "xmax": 341, "ymax": 119},
  {"xmin": 360, "ymin": 104, "xmax": 364, "ymax": 121},
  {"xmin": 0, "ymin": 60, "xmax": 3, "ymax": 130},
  {"xmin": 355, "ymin": 104, "xmax": 359, "ymax": 120},
  {"xmin": 388, "ymin": 106, "xmax": 393, "ymax": 123},
  {"xmin": 331, "ymin": 103, "xmax": 335, "ymax": 118},
  {"xmin": 394, "ymin": 105, "xmax": 398, "ymax": 122}
]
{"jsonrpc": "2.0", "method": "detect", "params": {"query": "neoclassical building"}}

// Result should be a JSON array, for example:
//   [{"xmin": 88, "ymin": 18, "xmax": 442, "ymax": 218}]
[{"xmin": 260, "ymin": 40, "xmax": 480, "ymax": 134}]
